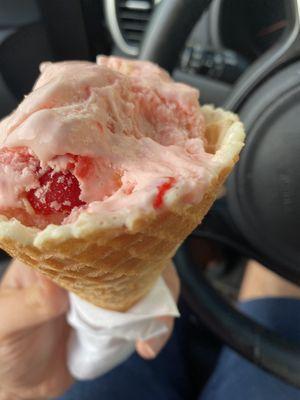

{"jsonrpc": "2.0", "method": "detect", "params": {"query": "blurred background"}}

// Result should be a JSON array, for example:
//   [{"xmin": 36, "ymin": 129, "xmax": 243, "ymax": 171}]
[
  {"xmin": 0, "ymin": 0, "xmax": 292, "ymax": 390},
  {"xmin": 0, "ymin": 0, "xmax": 286, "ymax": 117},
  {"xmin": 0, "ymin": 0, "xmax": 288, "ymax": 312}
]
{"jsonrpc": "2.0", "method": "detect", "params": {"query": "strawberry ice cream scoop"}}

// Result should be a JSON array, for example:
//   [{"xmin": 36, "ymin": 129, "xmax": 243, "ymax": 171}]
[
  {"xmin": 0, "ymin": 56, "xmax": 245, "ymax": 314},
  {"xmin": 0, "ymin": 56, "xmax": 214, "ymax": 229}
]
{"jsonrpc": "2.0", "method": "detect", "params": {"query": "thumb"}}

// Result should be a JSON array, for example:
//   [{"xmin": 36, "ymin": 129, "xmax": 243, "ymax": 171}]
[{"xmin": 0, "ymin": 276, "xmax": 69, "ymax": 339}]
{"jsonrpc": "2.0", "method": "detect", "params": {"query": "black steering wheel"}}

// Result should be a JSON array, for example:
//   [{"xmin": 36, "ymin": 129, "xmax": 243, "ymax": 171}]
[{"xmin": 139, "ymin": 0, "xmax": 300, "ymax": 388}]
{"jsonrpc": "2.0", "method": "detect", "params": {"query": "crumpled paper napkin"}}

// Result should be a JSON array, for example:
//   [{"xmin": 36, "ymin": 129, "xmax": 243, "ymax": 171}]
[{"xmin": 67, "ymin": 277, "xmax": 179, "ymax": 380}]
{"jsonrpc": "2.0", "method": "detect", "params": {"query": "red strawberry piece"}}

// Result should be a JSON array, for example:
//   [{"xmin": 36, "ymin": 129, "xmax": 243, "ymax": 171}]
[
  {"xmin": 153, "ymin": 177, "xmax": 176, "ymax": 209},
  {"xmin": 74, "ymin": 156, "xmax": 94, "ymax": 179},
  {"xmin": 27, "ymin": 169, "xmax": 85, "ymax": 215}
]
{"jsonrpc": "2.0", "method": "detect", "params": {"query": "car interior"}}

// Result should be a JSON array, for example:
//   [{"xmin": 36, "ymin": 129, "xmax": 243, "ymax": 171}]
[{"xmin": 0, "ymin": 0, "xmax": 299, "ymax": 391}]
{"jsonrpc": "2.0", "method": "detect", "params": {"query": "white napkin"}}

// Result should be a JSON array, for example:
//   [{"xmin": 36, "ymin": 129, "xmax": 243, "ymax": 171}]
[{"xmin": 67, "ymin": 277, "xmax": 179, "ymax": 380}]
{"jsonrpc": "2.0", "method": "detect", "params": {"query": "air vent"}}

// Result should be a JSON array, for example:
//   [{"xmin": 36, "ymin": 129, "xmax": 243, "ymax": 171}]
[
  {"xmin": 105, "ymin": 0, "xmax": 156, "ymax": 56},
  {"xmin": 117, "ymin": 0, "xmax": 154, "ymax": 47}
]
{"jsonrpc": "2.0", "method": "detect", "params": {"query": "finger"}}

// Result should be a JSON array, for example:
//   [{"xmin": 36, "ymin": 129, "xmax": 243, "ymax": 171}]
[
  {"xmin": 136, "ymin": 316, "xmax": 174, "ymax": 359},
  {"xmin": 0, "ymin": 281, "xmax": 69, "ymax": 338},
  {"xmin": 0, "ymin": 389, "xmax": 20, "ymax": 400},
  {"xmin": 12, "ymin": 319, "xmax": 74, "ymax": 399},
  {"xmin": 1, "ymin": 259, "xmax": 43, "ymax": 289},
  {"xmin": 136, "ymin": 261, "xmax": 180, "ymax": 359}
]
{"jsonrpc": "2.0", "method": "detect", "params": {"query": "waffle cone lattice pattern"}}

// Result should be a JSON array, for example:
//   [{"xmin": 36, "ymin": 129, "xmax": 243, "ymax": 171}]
[{"xmin": 0, "ymin": 106, "xmax": 244, "ymax": 310}]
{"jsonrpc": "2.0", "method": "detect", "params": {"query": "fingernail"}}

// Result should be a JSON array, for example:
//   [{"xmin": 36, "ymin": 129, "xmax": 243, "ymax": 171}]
[
  {"xmin": 141, "ymin": 343, "xmax": 157, "ymax": 359},
  {"xmin": 148, "ymin": 335, "xmax": 168, "ymax": 356}
]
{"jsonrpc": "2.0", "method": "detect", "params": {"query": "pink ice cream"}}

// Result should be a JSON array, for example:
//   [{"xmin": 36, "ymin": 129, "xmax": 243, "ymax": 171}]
[{"xmin": 0, "ymin": 56, "xmax": 214, "ymax": 229}]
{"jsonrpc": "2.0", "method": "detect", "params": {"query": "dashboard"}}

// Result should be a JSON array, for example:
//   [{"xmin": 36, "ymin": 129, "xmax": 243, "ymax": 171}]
[
  {"xmin": 0, "ymin": 0, "xmax": 289, "ymax": 117},
  {"xmin": 106, "ymin": 0, "xmax": 288, "ymax": 85},
  {"xmin": 214, "ymin": 0, "xmax": 287, "ymax": 61}
]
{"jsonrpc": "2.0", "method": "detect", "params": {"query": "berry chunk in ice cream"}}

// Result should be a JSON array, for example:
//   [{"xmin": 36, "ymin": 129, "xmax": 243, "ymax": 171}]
[{"xmin": 27, "ymin": 169, "xmax": 85, "ymax": 215}]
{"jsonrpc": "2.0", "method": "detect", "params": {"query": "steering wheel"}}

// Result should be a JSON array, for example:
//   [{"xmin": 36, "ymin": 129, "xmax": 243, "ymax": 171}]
[{"xmin": 139, "ymin": 0, "xmax": 300, "ymax": 388}]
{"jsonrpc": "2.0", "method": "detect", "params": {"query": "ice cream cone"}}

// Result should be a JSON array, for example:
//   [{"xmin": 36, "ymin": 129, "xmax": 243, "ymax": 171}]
[{"xmin": 0, "ymin": 105, "xmax": 245, "ymax": 311}]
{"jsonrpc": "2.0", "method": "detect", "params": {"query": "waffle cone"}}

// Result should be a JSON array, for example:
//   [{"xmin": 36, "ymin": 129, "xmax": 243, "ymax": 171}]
[{"xmin": 0, "ymin": 106, "xmax": 245, "ymax": 311}]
